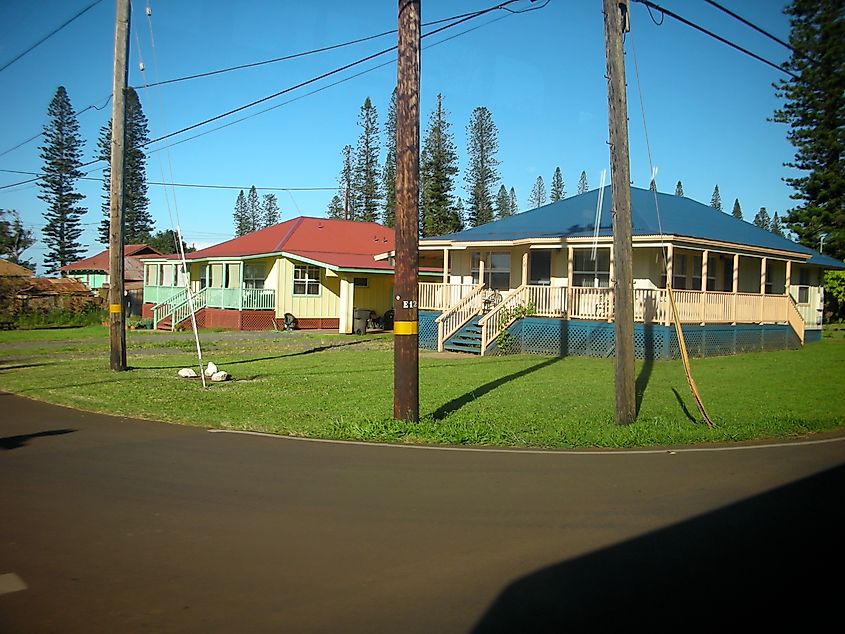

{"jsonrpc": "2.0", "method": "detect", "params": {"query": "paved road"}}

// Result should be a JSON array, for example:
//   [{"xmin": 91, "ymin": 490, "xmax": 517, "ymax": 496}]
[{"xmin": 1, "ymin": 392, "xmax": 843, "ymax": 633}]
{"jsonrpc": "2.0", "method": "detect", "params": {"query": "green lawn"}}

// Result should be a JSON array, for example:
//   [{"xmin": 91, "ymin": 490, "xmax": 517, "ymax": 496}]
[{"xmin": 1, "ymin": 325, "xmax": 843, "ymax": 448}]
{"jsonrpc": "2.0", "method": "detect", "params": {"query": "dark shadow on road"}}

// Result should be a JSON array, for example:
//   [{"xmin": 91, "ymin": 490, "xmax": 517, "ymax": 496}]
[
  {"xmin": 1, "ymin": 428, "xmax": 76, "ymax": 450},
  {"xmin": 133, "ymin": 339, "xmax": 370, "ymax": 371},
  {"xmin": 672, "ymin": 387, "xmax": 697, "ymax": 424},
  {"xmin": 472, "ymin": 463, "xmax": 845, "ymax": 632},
  {"xmin": 430, "ymin": 357, "xmax": 561, "ymax": 421}
]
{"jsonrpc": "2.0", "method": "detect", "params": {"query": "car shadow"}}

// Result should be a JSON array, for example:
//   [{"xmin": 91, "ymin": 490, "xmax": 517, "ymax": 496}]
[{"xmin": 471, "ymin": 462, "xmax": 845, "ymax": 631}]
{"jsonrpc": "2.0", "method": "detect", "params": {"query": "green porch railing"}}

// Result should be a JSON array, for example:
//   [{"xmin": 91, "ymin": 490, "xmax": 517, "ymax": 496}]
[{"xmin": 242, "ymin": 288, "xmax": 276, "ymax": 310}]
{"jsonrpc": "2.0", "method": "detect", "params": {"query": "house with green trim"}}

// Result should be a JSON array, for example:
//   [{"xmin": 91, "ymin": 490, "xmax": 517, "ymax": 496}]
[
  {"xmin": 415, "ymin": 187, "xmax": 843, "ymax": 358},
  {"xmin": 142, "ymin": 217, "xmax": 439, "ymax": 332}
]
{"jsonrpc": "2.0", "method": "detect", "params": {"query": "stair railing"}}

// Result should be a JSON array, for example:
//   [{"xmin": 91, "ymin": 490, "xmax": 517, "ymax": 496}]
[
  {"xmin": 786, "ymin": 295, "xmax": 805, "ymax": 345},
  {"xmin": 169, "ymin": 288, "xmax": 208, "ymax": 331},
  {"xmin": 152, "ymin": 288, "xmax": 188, "ymax": 330},
  {"xmin": 434, "ymin": 284, "xmax": 485, "ymax": 352},
  {"xmin": 478, "ymin": 285, "xmax": 530, "ymax": 355}
]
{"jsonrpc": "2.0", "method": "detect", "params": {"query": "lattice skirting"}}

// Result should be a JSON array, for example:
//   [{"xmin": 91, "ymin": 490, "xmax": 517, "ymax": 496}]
[
  {"xmin": 805, "ymin": 329, "xmax": 822, "ymax": 344},
  {"xmin": 419, "ymin": 311, "xmax": 439, "ymax": 350},
  {"xmin": 487, "ymin": 317, "xmax": 802, "ymax": 359}
]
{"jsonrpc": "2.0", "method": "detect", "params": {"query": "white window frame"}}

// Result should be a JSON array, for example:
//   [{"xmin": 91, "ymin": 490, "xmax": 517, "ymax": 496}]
[
  {"xmin": 471, "ymin": 251, "xmax": 511, "ymax": 290},
  {"xmin": 293, "ymin": 264, "xmax": 321, "ymax": 296},
  {"xmin": 573, "ymin": 249, "xmax": 610, "ymax": 288}
]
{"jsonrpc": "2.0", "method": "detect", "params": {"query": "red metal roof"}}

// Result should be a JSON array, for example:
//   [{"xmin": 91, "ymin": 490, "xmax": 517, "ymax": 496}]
[
  {"xmin": 59, "ymin": 244, "xmax": 162, "ymax": 281},
  {"xmin": 183, "ymin": 217, "xmax": 396, "ymax": 269}
]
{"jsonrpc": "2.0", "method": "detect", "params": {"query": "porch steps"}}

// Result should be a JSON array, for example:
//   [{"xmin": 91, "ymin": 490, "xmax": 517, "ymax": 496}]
[
  {"xmin": 156, "ymin": 317, "xmax": 172, "ymax": 331},
  {"xmin": 444, "ymin": 317, "xmax": 483, "ymax": 354}
]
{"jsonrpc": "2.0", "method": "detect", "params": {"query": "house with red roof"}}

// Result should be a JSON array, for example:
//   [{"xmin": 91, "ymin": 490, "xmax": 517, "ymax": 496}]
[
  {"xmin": 141, "ymin": 217, "xmax": 440, "ymax": 332},
  {"xmin": 59, "ymin": 244, "xmax": 163, "ymax": 291}
]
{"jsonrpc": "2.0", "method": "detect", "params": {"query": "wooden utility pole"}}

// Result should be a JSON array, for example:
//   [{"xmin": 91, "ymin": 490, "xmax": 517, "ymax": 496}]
[
  {"xmin": 393, "ymin": 0, "xmax": 421, "ymax": 422},
  {"xmin": 603, "ymin": 0, "xmax": 636, "ymax": 424},
  {"xmin": 108, "ymin": 0, "xmax": 130, "ymax": 371}
]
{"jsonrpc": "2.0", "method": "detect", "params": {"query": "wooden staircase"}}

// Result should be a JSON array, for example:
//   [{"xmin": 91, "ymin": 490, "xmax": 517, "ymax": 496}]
[{"xmin": 444, "ymin": 316, "xmax": 483, "ymax": 354}]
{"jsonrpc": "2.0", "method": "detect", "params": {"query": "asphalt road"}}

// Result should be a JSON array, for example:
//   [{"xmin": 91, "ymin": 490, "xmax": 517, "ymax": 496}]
[{"xmin": 1, "ymin": 392, "xmax": 844, "ymax": 633}]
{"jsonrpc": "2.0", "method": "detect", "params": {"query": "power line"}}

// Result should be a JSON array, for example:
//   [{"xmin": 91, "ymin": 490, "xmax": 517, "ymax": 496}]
[
  {"xmin": 632, "ymin": 0, "xmax": 799, "ymax": 80},
  {"xmin": 702, "ymin": 0, "xmax": 794, "ymax": 54},
  {"xmin": 0, "ymin": 0, "xmax": 106, "ymax": 73}
]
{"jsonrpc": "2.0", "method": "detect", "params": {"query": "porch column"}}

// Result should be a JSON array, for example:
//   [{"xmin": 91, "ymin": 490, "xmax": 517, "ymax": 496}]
[
  {"xmin": 607, "ymin": 245, "xmax": 614, "ymax": 323},
  {"xmin": 665, "ymin": 244, "xmax": 674, "ymax": 325},
  {"xmin": 785, "ymin": 260, "xmax": 792, "ymax": 291},
  {"xmin": 567, "ymin": 245, "xmax": 574, "ymax": 317},
  {"xmin": 339, "ymin": 276, "xmax": 354, "ymax": 334},
  {"xmin": 732, "ymin": 254, "xmax": 739, "ymax": 324},
  {"xmin": 442, "ymin": 248, "xmax": 449, "ymax": 285},
  {"xmin": 700, "ymin": 249, "xmax": 709, "ymax": 325},
  {"xmin": 522, "ymin": 250, "xmax": 529, "ymax": 286},
  {"xmin": 759, "ymin": 257, "xmax": 767, "ymax": 323},
  {"xmin": 478, "ymin": 257, "xmax": 485, "ymax": 287}
]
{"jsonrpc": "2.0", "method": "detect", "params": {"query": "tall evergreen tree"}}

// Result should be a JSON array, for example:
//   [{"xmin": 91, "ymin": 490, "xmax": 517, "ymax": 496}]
[
  {"xmin": 753, "ymin": 206, "xmax": 772, "ymax": 230},
  {"xmin": 39, "ymin": 86, "xmax": 87, "ymax": 274},
  {"xmin": 420, "ymin": 94, "xmax": 460, "ymax": 237},
  {"xmin": 465, "ymin": 106, "xmax": 499, "ymax": 227},
  {"xmin": 335, "ymin": 145, "xmax": 357, "ymax": 220},
  {"xmin": 326, "ymin": 194, "xmax": 344, "ymax": 219},
  {"xmin": 649, "ymin": 178, "xmax": 657, "ymax": 192},
  {"xmin": 233, "ymin": 190, "xmax": 249, "ymax": 236},
  {"xmin": 732, "ymin": 198, "xmax": 743, "ymax": 220},
  {"xmin": 550, "ymin": 167, "xmax": 565, "ymax": 202},
  {"xmin": 382, "ymin": 89, "xmax": 397, "ymax": 228},
  {"xmin": 710, "ymin": 185, "xmax": 722, "ymax": 211},
  {"xmin": 494, "ymin": 185, "xmax": 512, "ymax": 219},
  {"xmin": 509, "ymin": 187, "xmax": 518, "ymax": 214},
  {"xmin": 577, "ymin": 171, "xmax": 589, "ymax": 194},
  {"xmin": 528, "ymin": 175, "xmax": 547, "ymax": 208},
  {"xmin": 771, "ymin": 212, "xmax": 786, "ymax": 237},
  {"xmin": 675, "ymin": 180, "xmax": 685, "ymax": 196},
  {"xmin": 773, "ymin": 0, "xmax": 845, "ymax": 261},
  {"xmin": 146, "ymin": 229, "xmax": 195, "ymax": 255},
  {"xmin": 452, "ymin": 198, "xmax": 466, "ymax": 231},
  {"xmin": 354, "ymin": 97, "xmax": 381, "ymax": 223},
  {"xmin": 246, "ymin": 186, "xmax": 261, "ymax": 233},
  {"xmin": 262, "ymin": 193, "xmax": 279, "ymax": 227},
  {"xmin": 97, "ymin": 88, "xmax": 152, "ymax": 244}
]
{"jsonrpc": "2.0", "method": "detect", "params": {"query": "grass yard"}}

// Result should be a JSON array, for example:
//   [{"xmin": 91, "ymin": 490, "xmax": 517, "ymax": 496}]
[{"xmin": 1, "ymin": 325, "xmax": 844, "ymax": 449}]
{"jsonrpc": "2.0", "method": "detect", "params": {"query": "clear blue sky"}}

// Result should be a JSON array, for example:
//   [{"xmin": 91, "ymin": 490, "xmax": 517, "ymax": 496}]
[{"xmin": 0, "ymin": 0, "xmax": 799, "ymax": 271}]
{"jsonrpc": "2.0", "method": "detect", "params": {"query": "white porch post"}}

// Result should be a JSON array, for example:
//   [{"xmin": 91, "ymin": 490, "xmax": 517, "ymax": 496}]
[
  {"xmin": 442, "ymin": 248, "xmax": 449, "ymax": 285},
  {"xmin": 732, "ymin": 254, "xmax": 740, "ymax": 324},
  {"xmin": 339, "ymin": 276, "xmax": 354, "ymax": 334},
  {"xmin": 607, "ymin": 245, "xmax": 614, "ymax": 323},
  {"xmin": 760, "ymin": 256, "xmax": 767, "ymax": 323},
  {"xmin": 478, "ymin": 256, "xmax": 485, "ymax": 287},
  {"xmin": 665, "ymin": 244, "xmax": 674, "ymax": 325},
  {"xmin": 700, "ymin": 249, "xmax": 709, "ymax": 325},
  {"xmin": 567, "ymin": 245, "xmax": 574, "ymax": 317},
  {"xmin": 522, "ymin": 250, "xmax": 529, "ymax": 286},
  {"xmin": 785, "ymin": 260, "xmax": 792, "ymax": 290}
]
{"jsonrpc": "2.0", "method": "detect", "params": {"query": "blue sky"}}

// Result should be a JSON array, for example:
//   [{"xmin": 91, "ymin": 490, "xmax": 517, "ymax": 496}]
[{"xmin": 0, "ymin": 0, "xmax": 798, "ymax": 270}]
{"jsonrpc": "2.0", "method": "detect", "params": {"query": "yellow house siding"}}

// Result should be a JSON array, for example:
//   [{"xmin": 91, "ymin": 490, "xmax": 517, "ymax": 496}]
[
  {"xmin": 348, "ymin": 274, "xmax": 394, "ymax": 315},
  {"xmin": 275, "ymin": 257, "xmax": 340, "ymax": 319}
]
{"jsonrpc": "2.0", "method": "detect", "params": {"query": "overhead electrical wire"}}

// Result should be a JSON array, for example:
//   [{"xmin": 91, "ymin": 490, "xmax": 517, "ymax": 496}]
[
  {"xmin": 631, "ymin": 0, "xmax": 799, "ymax": 80},
  {"xmin": 702, "ymin": 0, "xmax": 794, "ymax": 54},
  {"xmin": 0, "ymin": 0, "xmax": 106, "ymax": 73}
]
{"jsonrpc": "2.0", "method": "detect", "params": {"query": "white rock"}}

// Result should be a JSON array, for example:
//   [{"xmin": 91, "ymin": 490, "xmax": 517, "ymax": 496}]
[
  {"xmin": 204, "ymin": 361, "xmax": 218, "ymax": 377},
  {"xmin": 210, "ymin": 370, "xmax": 229, "ymax": 382},
  {"xmin": 178, "ymin": 368, "xmax": 198, "ymax": 378}
]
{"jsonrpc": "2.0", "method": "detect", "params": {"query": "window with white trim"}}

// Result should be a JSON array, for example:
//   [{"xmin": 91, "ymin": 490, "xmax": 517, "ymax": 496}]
[
  {"xmin": 244, "ymin": 263, "xmax": 265, "ymax": 289},
  {"xmin": 293, "ymin": 264, "xmax": 321, "ymax": 295},
  {"xmin": 471, "ymin": 252, "xmax": 511, "ymax": 290}
]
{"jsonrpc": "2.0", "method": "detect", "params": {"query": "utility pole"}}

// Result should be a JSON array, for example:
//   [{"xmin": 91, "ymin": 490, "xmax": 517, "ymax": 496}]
[
  {"xmin": 603, "ymin": 0, "xmax": 636, "ymax": 424},
  {"xmin": 393, "ymin": 0, "xmax": 421, "ymax": 422},
  {"xmin": 108, "ymin": 0, "xmax": 130, "ymax": 371}
]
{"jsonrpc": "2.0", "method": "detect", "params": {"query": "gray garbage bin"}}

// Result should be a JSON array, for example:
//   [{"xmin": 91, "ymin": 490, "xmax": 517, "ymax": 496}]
[{"xmin": 353, "ymin": 308, "xmax": 370, "ymax": 335}]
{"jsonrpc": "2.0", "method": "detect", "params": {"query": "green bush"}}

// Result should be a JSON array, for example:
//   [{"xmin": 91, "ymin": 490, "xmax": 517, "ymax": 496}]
[{"xmin": 16, "ymin": 306, "xmax": 107, "ymax": 329}]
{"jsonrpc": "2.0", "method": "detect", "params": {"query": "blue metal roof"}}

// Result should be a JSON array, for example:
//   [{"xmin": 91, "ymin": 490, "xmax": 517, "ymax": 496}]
[{"xmin": 425, "ymin": 187, "xmax": 844, "ymax": 269}]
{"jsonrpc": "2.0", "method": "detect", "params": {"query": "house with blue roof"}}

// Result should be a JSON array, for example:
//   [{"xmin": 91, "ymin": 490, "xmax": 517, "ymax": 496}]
[{"xmin": 416, "ymin": 186, "xmax": 843, "ymax": 358}]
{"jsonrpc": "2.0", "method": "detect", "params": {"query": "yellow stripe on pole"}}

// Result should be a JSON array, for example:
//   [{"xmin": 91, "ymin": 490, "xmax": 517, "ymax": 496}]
[
  {"xmin": 109, "ymin": 304, "xmax": 123, "ymax": 314},
  {"xmin": 393, "ymin": 320, "xmax": 418, "ymax": 335}
]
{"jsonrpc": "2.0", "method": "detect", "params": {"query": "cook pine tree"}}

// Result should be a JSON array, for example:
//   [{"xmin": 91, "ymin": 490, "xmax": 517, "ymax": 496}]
[
  {"xmin": 710, "ymin": 185, "xmax": 723, "ymax": 211},
  {"xmin": 771, "ymin": 212, "xmax": 786, "ymax": 237},
  {"xmin": 420, "ymin": 94, "xmax": 461, "ymax": 237},
  {"xmin": 773, "ymin": 0, "xmax": 845, "ymax": 261},
  {"xmin": 233, "ymin": 190, "xmax": 249, "ymax": 236},
  {"xmin": 465, "ymin": 106, "xmax": 500, "ymax": 227},
  {"xmin": 262, "ymin": 193, "xmax": 279, "ymax": 227},
  {"xmin": 528, "ymin": 175, "xmax": 547, "ymax": 208},
  {"xmin": 753, "ymin": 207, "xmax": 772, "ymax": 230},
  {"xmin": 550, "ymin": 167, "xmax": 565, "ymax": 202},
  {"xmin": 328, "ymin": 145, "xmax": 357, "ymax": 220},
  {"xmin": 354, "ymin": 97, "xmax": 381, "ymax": 223},
  {"xmin": 732, "ymin": 198, "xmax": 743, "ymax": 220},
  {"xmin": 509, "ymin": 187, "xmax": 518, "ymax": 215},
  {"xmin": 39, "ymin": 86, "xmax": 87, "ymax": 274},
  {"xmin": 382, "ymin": 89, "xmax": 397, "ymax": 228},
  {"xmin": 97, "ymin": 87, "xmax": 152, "ymax": 245},
  {"xmin": 675, "ymin": 180, "xmax": 685, "ymax": 197},
  {"xmin": 495, "ymin": 185, "xmax": 512, "ymax": 219},
  {"xmin": 577, "ymin": 171, "xmax": 589, "ymax": 195}
]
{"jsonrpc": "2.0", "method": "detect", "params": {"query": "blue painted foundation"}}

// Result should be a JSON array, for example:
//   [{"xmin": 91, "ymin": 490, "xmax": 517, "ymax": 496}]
[{"xmin": 423, "ymin": 310, "xmax": 804, "ymax": 358}]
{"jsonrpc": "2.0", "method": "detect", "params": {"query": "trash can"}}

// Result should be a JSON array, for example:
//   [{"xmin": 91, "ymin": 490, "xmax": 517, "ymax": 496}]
[{"xmin": 353, "ymin": 308, "xmax": 370, "ymax": 335}]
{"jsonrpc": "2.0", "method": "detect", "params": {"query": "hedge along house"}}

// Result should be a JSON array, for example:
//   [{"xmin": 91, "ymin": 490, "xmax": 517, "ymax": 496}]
[
  {"xmin": 142, "ymin": 217, "xmax": 439, "ymax": 332},
  {"xmin": 417, "ymin": 187, "xmax": 844, "ymax": 358}
]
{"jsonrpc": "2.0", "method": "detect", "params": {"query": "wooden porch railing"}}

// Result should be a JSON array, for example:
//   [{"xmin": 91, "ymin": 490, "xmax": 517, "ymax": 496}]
[
  {"xmin": 419, "ymin": 282, "xmax": 477, "ymax": 310},
  {"xmin": 786, "ymin": 296, "xmax": 805, "ymax": 345},
  {"xmin": 242, "ymin": 288, "xmax": 276, "ymax": 310},
  {"xmin": 434, "ymin": 284, "xmax": 484, "ymax": 352},
  {"xmin": 152, "ymin": 287, "xmax": 189, "ymax": 329},
  {"xmin": 170, "ymin": 288, "xmax": 208, "ymax": 330},
  {"xmin": 478, "ymin": 285, "xmax": 568, "ymax": 354},
  {"xmin": 569, "ymin": 287, "xmax": 613, "ymax": 320}
]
